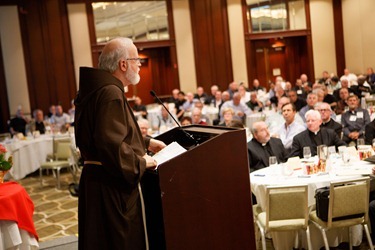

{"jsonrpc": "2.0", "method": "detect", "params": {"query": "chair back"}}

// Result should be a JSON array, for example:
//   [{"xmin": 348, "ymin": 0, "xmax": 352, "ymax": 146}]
[
  {"xmin": 0, "ymin": 133, "xmax": 11, "ymax": 142},
  {"xmin": 327, "ymin": 177, "xmax": 370, "ymax": 227},
  {"xmin": 55, "ymin": 141, "xmax": 72, "ymax": 160},
  {"xmin": 266, "ymin": 184, "xmax": 308, "ymax": 228}
]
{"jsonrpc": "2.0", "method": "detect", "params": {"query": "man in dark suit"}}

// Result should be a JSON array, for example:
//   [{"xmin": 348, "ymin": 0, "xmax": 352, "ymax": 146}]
[
  {"xmin": 247, "ymin": 121, "xmax": 287, "ymax": 172},
  {"xmin": 315, "ymin": 102, "xmax": 342, "ymax": 137},
  {"xmin": 289, "ymin": 110, "xmax": 346, "ymax": 158}
]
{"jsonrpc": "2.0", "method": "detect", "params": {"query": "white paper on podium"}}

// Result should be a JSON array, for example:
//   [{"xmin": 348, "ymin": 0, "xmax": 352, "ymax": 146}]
[{"xmin": 153, "ymin": 141, "xmax": 187, "ymax": 168}]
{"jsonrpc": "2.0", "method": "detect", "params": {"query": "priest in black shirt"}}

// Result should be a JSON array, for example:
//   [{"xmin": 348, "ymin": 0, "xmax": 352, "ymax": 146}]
[
  {"xmin": 315, "ymin": 102, "xmax": 342, "ymax": 137},
  {"xmin": 289, "ymin": 110, "xmax": 346, "ymax": 158},
  {"xmin": 247, "ymin": 121, "xmax": 287, "ymax": 172}
]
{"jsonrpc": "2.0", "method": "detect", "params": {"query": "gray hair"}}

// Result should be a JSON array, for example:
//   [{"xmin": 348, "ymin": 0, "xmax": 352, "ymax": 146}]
[
  {"xmin": 305, "ymin": 109, "xmax": 321, "ymax": 120},
  {"xmin": 98, "ymin": 37, "xmax": 133, "ymax": 73}
]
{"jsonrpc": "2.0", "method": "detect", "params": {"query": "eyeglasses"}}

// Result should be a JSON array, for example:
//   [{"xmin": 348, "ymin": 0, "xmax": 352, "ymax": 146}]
[
  {"xmin": 317, "ymin": 109, "xmax": 330, "ymax": 112},
  {"xmin": 126, "ymin": 58, "xmax": 142, "ymax": 63}
]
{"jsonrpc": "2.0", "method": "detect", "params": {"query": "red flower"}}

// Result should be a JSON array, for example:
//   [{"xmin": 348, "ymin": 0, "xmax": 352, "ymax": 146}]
[{"xmin": 0, "ymin": 144, "xmax": 7, "ymax": 154}]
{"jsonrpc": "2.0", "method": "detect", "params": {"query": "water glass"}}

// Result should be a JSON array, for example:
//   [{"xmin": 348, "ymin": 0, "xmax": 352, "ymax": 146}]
[
  {"xmin": 303, "ymin": 147, "xmax": 311, "ymax": 159},
  {"xmin": 269, "ymin": 156, "xmax": 277, "ymax": 166},
  {"xmin": 357, "ymin": 138, "xmax": 365, "ymax": 147}
]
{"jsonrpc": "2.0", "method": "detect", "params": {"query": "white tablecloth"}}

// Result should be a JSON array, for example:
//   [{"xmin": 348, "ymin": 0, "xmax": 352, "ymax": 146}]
[
  {"xmin": 0, "ymin": 221, "xmax": 38, "ymax": 250},
  {"xmin": 250, "ymin": 159, "xmax": 374, "ymax": 249},
  {"xmin": 3, "ymin": 134, "xmax": 74, "ymax": 180}
]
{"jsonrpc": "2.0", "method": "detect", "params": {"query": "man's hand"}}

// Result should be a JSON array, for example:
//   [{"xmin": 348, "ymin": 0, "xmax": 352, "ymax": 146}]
[
  {"xmin": 143, "ymin": 154, "xmax": 157, "ymax": 169},
  {"xmin": 348, "ymin": 131, "xmax": 360, "ymax": 140},
  {"xmin": 148, "ymin": 139, "xmax": 166, "ymax": 154}
]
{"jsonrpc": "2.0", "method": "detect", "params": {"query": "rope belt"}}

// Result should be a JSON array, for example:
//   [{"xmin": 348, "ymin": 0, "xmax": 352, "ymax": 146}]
[{"xmin": 84, "ymin": 161, "xmax": 103, "ymax": 166}]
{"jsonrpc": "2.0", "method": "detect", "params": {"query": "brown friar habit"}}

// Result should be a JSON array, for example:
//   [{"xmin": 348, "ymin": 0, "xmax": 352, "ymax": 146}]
[{"xmin": 75, "ymin": 67, "xmax": 150, "ymax": 250}]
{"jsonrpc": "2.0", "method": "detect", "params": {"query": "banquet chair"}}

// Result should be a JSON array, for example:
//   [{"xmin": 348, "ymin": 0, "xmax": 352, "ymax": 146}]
[
  {"xmin": 309, "ymin": 177, "xmax": 374, "ymax": 250},
  {"xmin": 39, "ymin": 141, "xmax": 74, "ymax": 189},
  {"xmin": 254, "ymin": 184, "xmax": 312, "ymax": 250},
  {"xmin": 46, "ymin": 135, "xmax": 71, "ymax": 161}
]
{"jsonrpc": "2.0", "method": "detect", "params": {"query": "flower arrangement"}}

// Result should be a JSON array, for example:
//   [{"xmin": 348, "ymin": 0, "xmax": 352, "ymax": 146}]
[{"xmin": 0, "ymin": 144, "xmax": 12, "ymax": 171}]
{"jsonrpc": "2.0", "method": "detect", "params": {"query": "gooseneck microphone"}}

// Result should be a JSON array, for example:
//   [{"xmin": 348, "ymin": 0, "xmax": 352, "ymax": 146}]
[{"xmin": 150, "ymin": 90, "xmax": 198, "ymax": 145}]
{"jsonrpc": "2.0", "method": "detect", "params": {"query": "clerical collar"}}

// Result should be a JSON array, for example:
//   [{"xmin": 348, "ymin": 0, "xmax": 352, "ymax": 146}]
[
  {"xmin": 262, "ymin": 143, "xmax": 266, "ymax": 146},
  {"xmin": 310, "ymin": 129, "xmax": 320, "ymax": 135}
]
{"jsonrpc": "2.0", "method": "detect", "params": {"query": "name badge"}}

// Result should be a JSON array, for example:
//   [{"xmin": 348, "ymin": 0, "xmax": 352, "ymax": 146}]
[
  {"xmin": 357, "ymin": 112, "xmax": 363, "ymax": 119},
  {"xmin": 349, "ymin": 115, "xmax": 357, "ymax": 121}
]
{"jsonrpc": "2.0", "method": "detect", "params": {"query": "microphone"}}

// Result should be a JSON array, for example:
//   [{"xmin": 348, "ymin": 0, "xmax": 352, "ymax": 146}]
[{"xmin": 150, "ymin": 90, "xmax": 198, "ymax": 145}]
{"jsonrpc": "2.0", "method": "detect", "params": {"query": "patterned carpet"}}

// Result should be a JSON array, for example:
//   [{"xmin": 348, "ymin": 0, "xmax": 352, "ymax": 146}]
[{"xmin": 17, "ymin": 170, "xmax": 78, "ymax": 243}]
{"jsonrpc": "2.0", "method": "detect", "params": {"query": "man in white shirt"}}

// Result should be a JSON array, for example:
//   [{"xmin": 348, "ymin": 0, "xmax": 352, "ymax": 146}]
[
  {"xmin": 276, "ymin": 102, "xmax": 305, "ymax": 151},
  {"xmin": 340, "ymin": 68, "xmax": 358, "ymax": 87}
]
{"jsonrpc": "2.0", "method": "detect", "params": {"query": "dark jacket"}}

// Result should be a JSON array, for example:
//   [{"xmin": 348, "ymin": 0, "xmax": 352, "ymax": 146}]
[
  {"xmin": 289, "ymin": 128, "xmax": 346, "ymax": 158},
  {"xmin": 247, "ymin": 137, "xmax": 287, "ymax": 172}
]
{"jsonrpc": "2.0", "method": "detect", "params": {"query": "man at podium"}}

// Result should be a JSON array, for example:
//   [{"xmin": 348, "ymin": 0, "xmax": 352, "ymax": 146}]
[{"xmin": 75, "ymin": 37, "xmax": 165, "ymax": 250}]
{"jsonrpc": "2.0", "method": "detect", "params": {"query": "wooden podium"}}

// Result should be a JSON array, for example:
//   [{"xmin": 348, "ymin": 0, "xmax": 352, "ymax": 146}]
[{"xmin": 141, "ymin": 125, "xmax": 256, "ymax": 249}]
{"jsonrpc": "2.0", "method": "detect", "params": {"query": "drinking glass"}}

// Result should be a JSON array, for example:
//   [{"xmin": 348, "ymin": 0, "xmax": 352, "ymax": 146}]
[
  {"xmin": 357, "ymin": 138, "xmax": 365, "ymax": 147},
  {"xmin": 303, "ymin": 147, "xmax": 311, "ymax": 159},
  {"xmin": 269, "ymin": 156, "xmax": 277, "ymax": 167}
]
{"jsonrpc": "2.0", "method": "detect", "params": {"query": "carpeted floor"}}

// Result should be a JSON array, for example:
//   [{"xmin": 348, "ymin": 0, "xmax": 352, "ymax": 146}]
[{"xmin": 17, "ymin": 170, "xmax": 78, "ymax": 243}]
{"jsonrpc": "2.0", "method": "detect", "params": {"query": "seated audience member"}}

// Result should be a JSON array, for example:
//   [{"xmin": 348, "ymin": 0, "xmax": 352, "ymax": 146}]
[
  {"xmin": 365, "ymin": 119, "xmax": 375, "ymax": 145},
  {"xmin": 180, "ymin": 116, "xmax": 192, "ymax": 126},
  {"xmin": 300, "ymin": 73, "xmax": 312, "ymax": 91},
  {"xmin": 204, "ymin": 85, "xmax": 219, "ymax": 105},
  {"xmin": 212, "ymin": 91, "xmax": 223, "ymax": 108},
  {"xmin": 157, "ymin": 103, "xmax": 177, "ymax": 132},
  {"xmin": 194, "ymin": 86, "xmax": 207, "ymax": 103},
  {"xmin": 182, "ymin": 92, "xmax": 195, "ymax": 112},
  {"xmin": 220, "ymin": 92, "xmax": 252, "ymax": 123},
  {"xmin": 340, "ymin": 68, "xmax": 358, "ymax": 87},
  {"xmin": 46, "ymin": 105, "xmax": 56, "ymax": 120},
  {"xmin": 266, "ymin": 96, "xmax": 305, "ymax": 135},
  {"xmin": 246, "ymin": 92, "xmax": 263, "ymax": 112},
  {"xmin": 269, "ymin": 83, "xmax": 286, "ymax": 106},
  {"xmin": 335, "ymin": 87, "xmax": 350, "ymax": 115},
  {"xmin": 227, "ymin": 120, "xmax": 245, "ymax": 129},
  {"xmin": 132, "ymin": 96, "xmax": 148, "ymax": 119},
  {"xmin": 218, "ymin": 107, "xmax": 235, "ymax": 127},
  {"xmin": 351, "ymin": 76, "xmax": 371, "ymax": 98},
  {"xmin": 293, "ymin": 79, "xmax": 308, "ymax": 99},
  {"xmin": 327, "ymin": 76, "xmax": 341, "ymax": 92},
  {"xmin": 175, "ymin": 91, "xmax": 186, "ymax": 120},
  {"xmin": 318, "ymin": 70, "xmax": 331, "ymax": 85},
  {"xmin": 276, "ymin": 103, "xmax": 305, "ymax": 151},
  {"xmin": 366, "ymin": 67, "xmax": 375, "ymax": 85},
  {"xmin": 137, "ymin": 119, "xmax": 152, "ymax": 139},
  {"xmin": 341, "ymin": 94, "xmax": 370, "ymax": 144},
  {"xmin": 51, "ymin": 105, "xmax": 70, "ymax": 133},
  {"xmin": 289, "ymin": 110, "xmax": 346, "ymax": 158},
  {"xmin": 247, "ymin": 121, "xmax": 286, "ymax": 172},
  {"xmin": 28, "ymin": 109, "xmax": 49, "ymax": 134},
  {"xmin": 193, "ymin": 101, "xmax": 210, "ymax": 124},
  {"xmin": 68, "ymin": 100, "xmax": 76, "ymax": 125},
  {"xmin": 9, "ymin": 107, "xmax": 29, "ymax": 136},
  {"xmin": 191, "ymin": 108, "xmax": 207, "ymax": 125},
  {"xmin": 168, "ymin": 88, "xmax": 180, "ymax": 105},
  {"xmin": 333, "ymin": 78, "xmax": 352, "ymax": 100},
  {"xmin": 250, "ymin": 79, "xmax": 265, "ymax": 92},
  {"xmin": 299, "ymin": 92, "xmax": 318, "ymax": 122},
  {"xmin": 238, "ymin": 85, "xmax": 250, "ymax": 104},
  {"xmin": 288, "ymin": 89, "xmax": 306, "ymax": 112},
  {"xmin": 227, "ymin": 81, "xmax": 239, "ymax": 99},
  {"xmin": 315, "ymin": 102, "xmax": 342, "ymax": 137}
]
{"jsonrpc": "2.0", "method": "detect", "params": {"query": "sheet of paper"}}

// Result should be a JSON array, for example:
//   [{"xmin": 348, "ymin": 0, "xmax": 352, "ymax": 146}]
[{"xmin": 153, "ymin": 141, "xmax": 187, "ymax": 168}]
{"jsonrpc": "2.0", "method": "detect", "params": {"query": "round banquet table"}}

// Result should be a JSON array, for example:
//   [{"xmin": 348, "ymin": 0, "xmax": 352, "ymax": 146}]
[
  {"xmin": 0, "ymin": 181, "xmax": 38, "ymax": 249},
  {"xmin": 250, "ymin": 159, "xmax": 374, "ymax": 250}
]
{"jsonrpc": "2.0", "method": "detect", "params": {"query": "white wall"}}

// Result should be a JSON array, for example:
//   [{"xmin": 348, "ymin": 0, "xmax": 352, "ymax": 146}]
[
  {"xmin": 67, "ymin": 4, "xmax": 93, "ymax": 89},
  {"xmin": 227, "ymin": 0, "xmax": 249, "ymax": 86},
  {"xmin": 172, "ymin": 0, "xmax": 197, "ymax": 93},
  {"xmin": 0, "ymin": 6, "xmax": 30, "ymax": 116},
  {"xmin": 342, "ymin": 0, "xmax": 375, "ymax": 75},
  {"xmin": 309, "ymin": 0, "xmax": 337, "ymax": 80}
]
